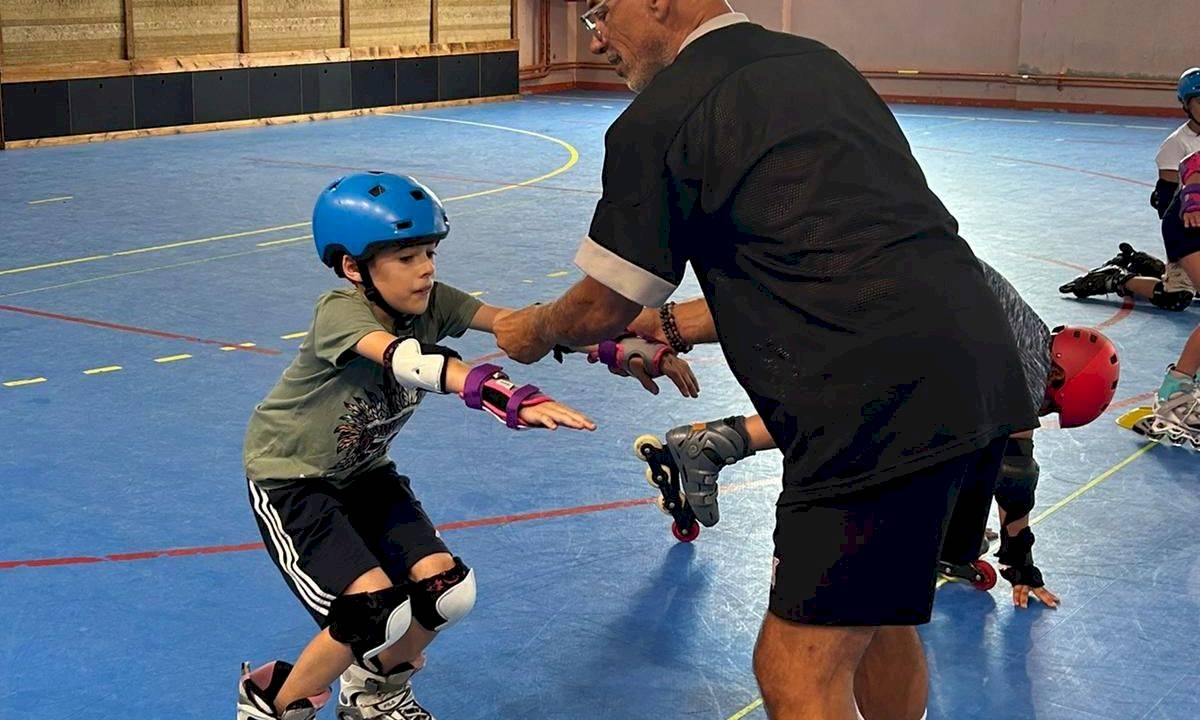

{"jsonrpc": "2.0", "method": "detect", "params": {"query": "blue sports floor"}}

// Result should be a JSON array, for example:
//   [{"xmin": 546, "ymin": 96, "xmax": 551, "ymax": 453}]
[{"xmin": 1, "ymin": 92, "xmax": 1197, "ymax": 720}]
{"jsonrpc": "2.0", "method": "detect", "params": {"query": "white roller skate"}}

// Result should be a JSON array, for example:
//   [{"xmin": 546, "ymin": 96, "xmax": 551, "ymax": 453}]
[
  {"xmin": 1147, "ymin": 366, "xmax": 1200, "ymax": 449},
  {"xmin": 237, "ymin": 661, "xmax": 330, "ymax": 720},
  {"xmin": 337, "ymin": 658, "xmax": 435, "ymax": 720}
]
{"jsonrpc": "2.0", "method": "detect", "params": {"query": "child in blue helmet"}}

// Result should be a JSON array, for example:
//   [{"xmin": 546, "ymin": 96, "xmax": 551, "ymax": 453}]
[
  {"xmin": 236, "ymin": 172, "xmax": 694, "ymax": 720},
  {"xmin": 1059, "ymin": 68, "xmax": 1200, "ymax": 311}
]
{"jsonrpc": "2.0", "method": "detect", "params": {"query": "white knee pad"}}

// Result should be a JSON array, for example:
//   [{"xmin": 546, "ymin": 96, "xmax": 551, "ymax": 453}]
[{"xmin": 411, "ymin": 557, "xmax": 476, "ymax": 632}]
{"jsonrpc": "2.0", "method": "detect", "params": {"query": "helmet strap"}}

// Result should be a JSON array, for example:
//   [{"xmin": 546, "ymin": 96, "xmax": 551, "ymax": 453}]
[
  {"xmin": 1185, "ymin": 102, "xmax": 1200, "ymax": 131},
  {"xmin": 359, "ymin": 263, "xmax": 416, "ymax": 330}
]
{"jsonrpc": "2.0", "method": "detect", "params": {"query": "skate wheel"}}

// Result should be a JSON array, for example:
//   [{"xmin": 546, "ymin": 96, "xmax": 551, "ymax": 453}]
[
  {"xmin": 970, "ymin": 560, "xmax": 997, "ymax": 591},
  {"xmin": 655, "ymin": 496, "xmax": 672, "ymax": 515},
  {"xmin": 644, "ymin": 466, "xmax": 660, "ymax": 489},
  {"xmin": 633, "ymin": 434, "xmax": 663, "ymax": 460},
  {"xmin": 671, "ymin": 519, "xmax": 700, "ymax": 542}
]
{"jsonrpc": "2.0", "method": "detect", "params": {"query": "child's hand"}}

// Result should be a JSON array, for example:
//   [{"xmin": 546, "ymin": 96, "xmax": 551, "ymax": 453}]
[
  {"xmin": 1184, "ymin": 211, "xmax": 1200, "ymax": 229},
  {"xmin": 518, "ymin": 400, "xmax": 596, "ymax": 431},
  {"xmin": 627, "ymin": 353, "xmax": 700, "ymax": 398},
  {"xmin": 1013, "ymin": 584, "xmax": 1059, "ymax": 609},
  {"xmin": 587, "ymin": 335, "xmax": 700, "ymax": 398}
]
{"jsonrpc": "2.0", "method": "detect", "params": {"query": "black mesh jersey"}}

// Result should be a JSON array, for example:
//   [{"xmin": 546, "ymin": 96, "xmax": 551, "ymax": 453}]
[{"xmin": 584, "ymin": 23, "xmax": 1038, "ymax": 500}]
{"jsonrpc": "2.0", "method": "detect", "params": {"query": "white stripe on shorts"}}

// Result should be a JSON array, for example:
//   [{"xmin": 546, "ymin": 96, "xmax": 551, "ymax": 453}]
[{"xmin": 248, "ymin": 480, "xmax": 336, "ymax": 614}]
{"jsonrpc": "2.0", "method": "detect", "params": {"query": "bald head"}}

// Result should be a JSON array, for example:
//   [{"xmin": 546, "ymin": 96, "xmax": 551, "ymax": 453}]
[{"xmin": 584, "ymin": 0, "xmax": 737, "ymax": 91}]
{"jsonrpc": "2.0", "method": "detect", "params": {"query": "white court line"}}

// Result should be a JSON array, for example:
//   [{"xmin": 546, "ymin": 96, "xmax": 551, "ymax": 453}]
[{"xmin": 1054, "ymin": 120, "xmax": 1119, "ymax": 127}]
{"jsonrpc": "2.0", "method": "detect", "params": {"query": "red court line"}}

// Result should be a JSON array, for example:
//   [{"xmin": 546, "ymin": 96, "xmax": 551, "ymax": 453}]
[
  {"xmin": 911, "ymin": 145, "xmax": 1154, "ymax": 188},
  {"xmin": 912, "ymin": 145, "xmax": 975, "ymax": 156},
  {"xmin": 0, "ymin": 478, "xmax": 779, "ymax": 571},
  {"xmin": 1024, "ymin": 255, "xmax": 1089, "ymax": 273},
  {"xmin": 1108, "ymin": 392, "xmax": 1155, "ymax": 411},
  {"xmin": 1097, "ymin": 297, "xmax": 1136, "ymax": 329},
  {"xmin": 987, "ymin": 155, "xmax": 1155, "ymax": 188},
  {"xmin": 1019, "ymin": 254, "xmax": 1136, "ymax": 328},
  {"xmin": 0, "ymin": 304, "xmax": 281, "ymax": 356}
]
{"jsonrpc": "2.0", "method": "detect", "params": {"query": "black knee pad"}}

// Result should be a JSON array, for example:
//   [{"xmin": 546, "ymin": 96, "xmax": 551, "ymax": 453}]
[
  {"xmin": 995, "ymin": 437, "xmax": 1038, "ymax": 523},
  {"xmin": 1151, "ymin": 281, "xmax": 1194, "ymax": 311},
  {"xmin": 327, "ymin": 586, "xmax": 412, "ymax": 671}
]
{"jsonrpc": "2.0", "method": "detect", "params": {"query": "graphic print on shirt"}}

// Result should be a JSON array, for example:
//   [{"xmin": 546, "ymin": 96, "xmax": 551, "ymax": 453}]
[{"xmin": 332, "ymin": 372, "xmax": 423, "ymax": 473}]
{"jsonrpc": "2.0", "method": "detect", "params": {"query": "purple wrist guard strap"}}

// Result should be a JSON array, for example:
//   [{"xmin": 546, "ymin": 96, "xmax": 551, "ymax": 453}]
[{"xmin": 462, "ymin": 363, "xmax": 503, "ymax": 409}]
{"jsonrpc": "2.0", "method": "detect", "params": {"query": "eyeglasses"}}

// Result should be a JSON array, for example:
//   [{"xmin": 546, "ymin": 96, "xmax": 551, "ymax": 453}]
[{"xmin": 579, "ymin": 0, "xmax": 612, "ymax": 38}]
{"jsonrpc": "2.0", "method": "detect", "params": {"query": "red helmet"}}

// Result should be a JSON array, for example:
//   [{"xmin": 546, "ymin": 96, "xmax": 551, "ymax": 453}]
[{"xmin": 1046, "ymin": 326, "xmax": 1119, "ymax": 428}]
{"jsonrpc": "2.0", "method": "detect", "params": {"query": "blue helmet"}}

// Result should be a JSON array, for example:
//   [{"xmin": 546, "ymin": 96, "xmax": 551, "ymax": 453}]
[
  {"xmin": 312, "ymin": 172, "xmax": 449, "ymax": 268},
  {"xmin": 1178, "ymin": 67, "xmax": 1200, "ymax": 104}
]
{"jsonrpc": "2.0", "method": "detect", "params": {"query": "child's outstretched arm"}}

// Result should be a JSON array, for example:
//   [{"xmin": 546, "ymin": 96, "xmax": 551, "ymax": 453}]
[{"xmin": 355, "ymin": 331, "xmax": 595, "ymax": 431}]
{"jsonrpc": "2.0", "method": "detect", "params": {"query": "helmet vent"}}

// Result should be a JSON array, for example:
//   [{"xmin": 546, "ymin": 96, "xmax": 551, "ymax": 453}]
[
  {"xmin": 395, "ymin": 220, "xmax": 413, "ymax": 230},
  {"xmin": 368, "ymin": 185, "xmax": 386, "ymax": 197},
  {"xmin": 411, "ymin": 190, "xmax": 426, "ymax": 201}
]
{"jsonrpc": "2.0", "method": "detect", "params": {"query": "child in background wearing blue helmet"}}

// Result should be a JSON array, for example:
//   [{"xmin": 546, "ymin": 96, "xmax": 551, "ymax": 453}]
[
  {"xmin": 236, "ymin": 172, "xmax": 696, "ymax": 720},
  {"xmin": 1060, "ymin": 68, "xmax": 1200, "ymax": 311}
]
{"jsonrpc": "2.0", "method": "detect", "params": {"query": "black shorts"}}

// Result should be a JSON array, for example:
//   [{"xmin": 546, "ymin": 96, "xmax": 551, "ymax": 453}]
[
  {"xmin": 246, "ymin": 463, "xmax": 449, "ymax": 626},
  {"xmin": 1162, "ymin": 194, "xmax": 1200, "ymax": 264},
  {"xmin": 768, "ymin": 437, "xmax": 1006, "ymax": 626}
]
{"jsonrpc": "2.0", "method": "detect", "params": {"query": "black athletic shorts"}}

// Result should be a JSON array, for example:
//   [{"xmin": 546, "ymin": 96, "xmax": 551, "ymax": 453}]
[
  {"xmin": 246, "ymin": 463, "xmax": 449, "ymax": 626},
  {"xmin": 1162, "ymin": 193, "xmax": 1200, "ymax": 264},
  {"xmin": 768, "ymin": 436, "xmax": 1007, "ymax": 626}
]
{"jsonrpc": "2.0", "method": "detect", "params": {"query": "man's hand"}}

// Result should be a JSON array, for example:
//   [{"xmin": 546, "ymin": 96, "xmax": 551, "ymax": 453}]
[{"xmin": 494, "ymin": 305, "xmax": 554, "ymax": 364}]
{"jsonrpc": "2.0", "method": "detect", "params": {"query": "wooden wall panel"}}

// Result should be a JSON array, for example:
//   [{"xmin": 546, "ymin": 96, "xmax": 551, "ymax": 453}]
[
  {"xmin": 248, "ymin": 0, "xmax": 341, "ymax": 53},
  {"xmin": 131, "ymin": 0, "xmax": 239, "ymax": 58},
  {"xmin": 437, "ymin": 0, "xmax": 509, "ymax": 44},
  {"xmin": 348, "ymin": 0, "xmax": 429, "ymax": 48},
  {"xmin": 0, "ymin": 0, "xmax": 124, "ymax": 65}
]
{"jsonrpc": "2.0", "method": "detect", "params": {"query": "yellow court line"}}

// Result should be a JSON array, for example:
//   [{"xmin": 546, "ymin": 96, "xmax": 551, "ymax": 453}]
[
  {"xmin": 256, "ymin": 235, "xmax": 313, "ymax": 248},
  {"xmin": 1027, "ymin": 443, "xmax": 1156, "ymax": 525},
  {"xmin": 220, "ymin": 342, "xmax": 257, "ymax": 351},
  {"xmin": 383, "ymin": 114, "xmax": 581, "ymax": 202},
  {"xmin": 725, "ymin": 698, "xmax": 763, "ymax": 720},
  {"xmin": 27, "ymin": 196, "xmax": 73, "ymax": 205},
  {"xmin": 0, "ymin": 247, "xmax": 280, "ymax": 299},
  {"xmin": 0, "ymin": 255, "xmax": 110, "ymax": 276},
  {"xmin": 3, "ymin": 377, "xmax": 47, "ymax": 387},
  {"xmin": 469, "ymin": 291, "xmax": 486, "ymax": 297},
  {"xmin": 546, "ymin": 270, "xmax": 571, "ymax": 278},
  {"xmin": 153, "ymin": 354, "xmax": 192, "ymax": 363},
  {"xmin": 83, "ymin": 366, "xmax": 122, "ymax": 375},
  {"xmin": 1, "ymin": 116, "xmax": 580, "ymax": 278},
  {"xmin": 0, "ymin": 222, "xmax": 310, "ymax": 276},
  {"xmin": 281, "ymin": 332, "xmax": 307, "ymax": 340},
  {"xmin": 111, "ymin": 223, "xmax": 312, "ymax": 257},
  {"xmin": 728, "ymin": 442, "xmax": 1156, "ymax": 720}
]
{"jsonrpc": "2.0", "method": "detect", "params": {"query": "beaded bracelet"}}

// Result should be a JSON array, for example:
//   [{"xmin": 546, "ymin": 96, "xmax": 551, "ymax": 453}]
[{"xmin": 658, "ymin": 301, "xmax": 693, "ymax": 354}]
